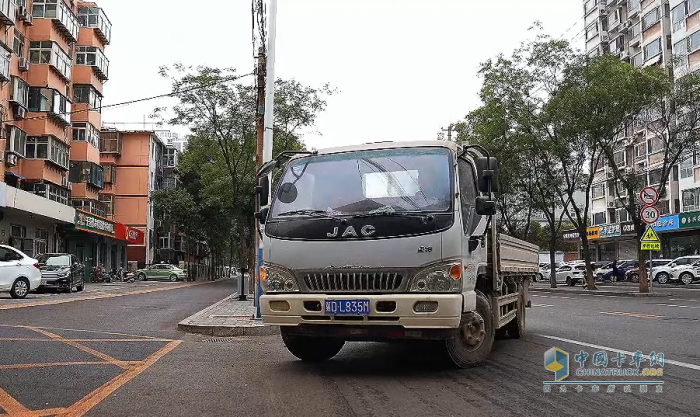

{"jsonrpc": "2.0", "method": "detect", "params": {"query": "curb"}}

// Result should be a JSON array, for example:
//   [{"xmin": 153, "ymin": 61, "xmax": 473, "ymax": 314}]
[
  {"xmin": 530, "ymin": 288, "xmax": 670, "ymax": 297},
  {"xmin": 177, "ymin": 293, "xmax": 280, "ymax": 337}
]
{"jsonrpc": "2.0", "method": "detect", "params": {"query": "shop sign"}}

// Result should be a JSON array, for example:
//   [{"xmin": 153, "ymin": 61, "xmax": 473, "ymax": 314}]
[
  {"xmin": 621, "ymin": 221, "xmax": 636, "ymax": 235},
  {"xmin": 75, "ymin": 210, "xmax": 115, "ymax": 237},
  {"xmin": 586, "ymin": 226, "xmax": 600, "ymax": 240},
  {"xmin": 598, "ymin": 223, "xmax": 621, "ymax": 239},
  {"xmin": 650, "ymin": 214, "xmax": 679, "ymax": 232},
  {"xmin": 114, "ymin": 223, "xmax": 145, "ymax": 244},
  {"xmin": 679, "ymin": 211, "xmax": 700, "ymax": 230},
  {"xmin": 562, "ymin": 230, "xmax": 579, "ymax": 240}
]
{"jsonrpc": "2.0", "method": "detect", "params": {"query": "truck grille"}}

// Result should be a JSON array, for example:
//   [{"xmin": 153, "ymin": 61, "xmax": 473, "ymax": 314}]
[{"xmin": 303, "ymin": 272, "xmax": 404, "ymax": 293}]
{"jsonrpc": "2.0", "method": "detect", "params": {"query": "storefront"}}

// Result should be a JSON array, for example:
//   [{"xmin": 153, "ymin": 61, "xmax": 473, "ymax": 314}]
[
  {"xmin": 663, "ymin": 212, "xmax": 700, "ymax": 259},
  {"xmin": 63, "ymin": 210, "xmax": 137, "ymax": 281}
]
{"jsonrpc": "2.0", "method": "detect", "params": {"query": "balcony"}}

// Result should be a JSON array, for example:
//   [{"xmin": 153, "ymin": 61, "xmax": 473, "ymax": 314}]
[
  {"xmin": 0, "ymin": 0, "xmax": 15, "ymax": 26},
  {"xmin": 99, "ymin": 130, "xmax": 121, "ymax": 154},
  {"xmin": 0, "ymin": 51, "xmax": 9, "ymax": 83},
  {"xmin": 75, "ymin": 46, "xmax": 109, "ymax": 81},
  {"xmin": 71, "ymin": 199, "xmax": 105, "ymax": 217},
  {"xmin": 29, "ymin": 41, "xmax": 72, "ymax": 81},
  {"xmin": 69, "ymin": 160, "xmax": 103, "ymax": 189},
  {"xmin": 28, "ymin": 87, "xmax": 72, "ymax": 127},
  {"xmin": 32, "ymin": 0, "xmax": 80, "ymax": 42},
  {"xmin": 9, "ymin": 77, "xmax": 29, "ymax": 109},
  {"xmin": 77, "ymin": 6, "xmax": 111, "ymax": 45}
]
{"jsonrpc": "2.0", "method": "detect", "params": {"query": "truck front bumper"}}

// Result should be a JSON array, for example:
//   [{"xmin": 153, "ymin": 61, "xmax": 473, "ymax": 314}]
[{"xmin": 261, "ymin": 293, "xmax": 467, "ymax": 329}]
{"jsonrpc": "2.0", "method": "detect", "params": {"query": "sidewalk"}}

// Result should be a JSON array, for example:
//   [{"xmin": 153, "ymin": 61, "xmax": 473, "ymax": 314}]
[
  {"xmin": 530, "ymin": 284, "xmax": 670, "ymax": 297},
  {"xmin": 178, "ymin": 293, "xmax": 279, "ymax": 337}
]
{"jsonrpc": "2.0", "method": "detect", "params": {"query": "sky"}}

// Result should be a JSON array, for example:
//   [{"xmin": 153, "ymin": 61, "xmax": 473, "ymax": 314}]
[{"xmin": 97, "ymin": 0, "xmax": 584, "ymax": 151}]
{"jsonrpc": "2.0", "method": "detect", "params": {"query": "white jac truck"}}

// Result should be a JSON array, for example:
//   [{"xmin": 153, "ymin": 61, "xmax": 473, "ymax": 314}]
[{"xmin": 253, "ymin": 140, "xmax": 539, "ymax": 368}]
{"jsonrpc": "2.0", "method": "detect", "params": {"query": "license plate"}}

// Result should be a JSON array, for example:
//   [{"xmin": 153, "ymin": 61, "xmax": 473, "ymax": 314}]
[{"xmin": 324, "ymin": 299, "xmax": 370, "ymax": 315}]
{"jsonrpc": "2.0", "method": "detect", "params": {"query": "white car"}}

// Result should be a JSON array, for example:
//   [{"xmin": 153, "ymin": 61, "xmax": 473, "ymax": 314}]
[
  {"xmin": 555, "ymin": 264, "xmax": 586, "ymax": 286},
  {"xmin": 0, "ymin": 245, "xmax": 42, "ymax": 299},
  {"xmin": 669, "ymin": 261, "xmax": 700, "ymax": 285},
  {"xmin": 653, "ymin": 256, "xmax": 700, "ymax": 284}
]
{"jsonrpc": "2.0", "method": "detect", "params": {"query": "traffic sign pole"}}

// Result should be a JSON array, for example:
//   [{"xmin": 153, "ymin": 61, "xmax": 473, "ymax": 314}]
[{"xmin": 639, "ymin": 187, "xmax": 660, "ymax": 293}]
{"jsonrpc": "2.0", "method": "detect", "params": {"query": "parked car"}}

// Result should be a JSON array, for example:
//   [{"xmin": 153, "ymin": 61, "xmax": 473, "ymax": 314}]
[
  {"xmin": 36, "ymin": 253, "xmax": 85, "ymax": 293},
  {"xmin": 653, "ymin": 256, "xmax": 700, "ymax": 284},
  {"xmin": 669, "ymin": 260, "xmax": 700, "ymax": 285},
  {"xmin": 555, "ymin": 264, "xmax": 586, "ymax": 286},
  {"xmin": 134, "ymin": 264, "xmax": 187, "ymax": 282},
  {"xmin": 594, "ymin": 260, "xmax": 637, "ymax": 281},
  {"xmin": 0, "ymin": 245, "xmax": 41, "ymax": 299},
  {"xmin": 625, "ymin": 259, "xmax": 673, "ymax": 283}
]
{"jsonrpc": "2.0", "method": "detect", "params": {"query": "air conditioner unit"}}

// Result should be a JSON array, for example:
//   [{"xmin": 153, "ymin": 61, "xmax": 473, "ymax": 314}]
[
  {"xmin": 14, "ymin": 106, "xmax": 26, "ymax": 119},
  {"xmin": 6, "ymin": 153, "xmax": 18, "ymax": 167},
  {"xmin": 622, "ymin": 20, "xmax": 631, "ymax": 30},
  {"xmin": 18, "ymin": 58, "xmax": 29, "ymax": 72},
  {"xmin": 608, "ymin": 201, "xmax": 616, "ymax": 208},
  {"xmin": 601, "ymin": 34, "xmax": 610, "ymax": 43}
]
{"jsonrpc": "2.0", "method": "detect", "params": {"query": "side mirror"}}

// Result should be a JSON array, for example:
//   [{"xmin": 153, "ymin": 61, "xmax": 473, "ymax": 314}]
[
  {"xmin": 255, "ymin": 206, "xmax": 270, "ymax": 224},
  {"xmin": 258, "ymin": 160, "xmax": 277, "ymax": 178},
  {"xmin": 475, "ymin": 196, "xmax": 496, "ymax": 215},
  {"xmin": 475, "ymin": 156, "xmax": 499, "ymax": 193},
  {"xmin": 468, "ymin": 236, "xmax": 479, "ymax": 253},
  {"xmin": 254, "ymin": 176, "xmax": 270, "ymax": 207}
]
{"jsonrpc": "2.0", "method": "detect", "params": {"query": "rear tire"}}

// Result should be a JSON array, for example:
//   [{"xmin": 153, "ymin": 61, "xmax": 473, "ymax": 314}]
[
  {"xmin": 10, "ymin": 278, "xmax": 30, "ymax": 299},
  {"xmin": 566, "ymin": 277, "xmax": 573, "ymax": 286},
  {"xmin": 502, "ymin": 287, "xmax": 526, "ymax": 339},
  {"xmin": 281, "ymin": 330, "xmax": 345, "ymax": 362},
  {"xmin": 445, "ymin": 291, "xmax": 494, "ymax": 368}
]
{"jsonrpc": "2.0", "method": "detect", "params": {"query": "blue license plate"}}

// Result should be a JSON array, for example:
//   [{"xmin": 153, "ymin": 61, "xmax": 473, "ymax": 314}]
[{"xmin": 325, "ymin": 299, "xmax": 370, "ymax": 315}]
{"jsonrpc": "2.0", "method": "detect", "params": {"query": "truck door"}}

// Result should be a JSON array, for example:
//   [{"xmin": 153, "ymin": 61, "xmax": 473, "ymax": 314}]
[{"xmin": 457, "ymin": 158, "xmax": 485, "ymax": 295}]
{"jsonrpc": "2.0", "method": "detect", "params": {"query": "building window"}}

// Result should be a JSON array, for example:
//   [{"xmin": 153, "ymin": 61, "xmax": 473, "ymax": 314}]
[
  {"xmin": 32, "ymin": 183, "xmax": 70, "ymax": 205},
  {"xmin": 75, "ymin": 46, "xmax": 108, "ymax": 79},
  {"xmin": 675, "ymin": 38, "xmax": 689, "ymax": 70},
  {"xmin": 99, "ymin": 130, "xmax": 121, "ymax": 153},
  {"xmin": 73, "ymin": 84, "xmax": 102, "ymax": 111},
  {"xmin": 11, "ymin": 224, "xmax": 26, "ymax": 238},
  {"xmin": 6, "ymin": 125, "xmax": 27, "ymax": 157},
  {"xmin": 628, "ymin": 0, "xmax": 640, "ymax": 14},
  {"xmin": 26, "ymin": 136, "xmax": 69, "ymax": 169},
  {"xmin": 12, "ymin": 29, "xmax": 24, "ymax": 58},
  {"xmin": 71, "ymin": 199, "xmax": 105, "ymax": 217},
  {"xmin": 609, "ymin": 36, "xmax": 625, "ymax": 54},
  {"xmin": 28, "ymin": 87, "xmax": 71, "ymax": 123},
  {"xmin": 72, "ymin": 122, "xmax": 99, "ymax": 149},
  {"xmin": 586, "ymin": 22, "xmax": 598, "ymax": 40},
  {"xmin": 673, "ymin": 3, "xmax": 688, "ymax": 33},
  {"xmin": 617, "ymin": 208, "xmax": 630, "ymax": 223},
  {"xmin": 593, "ymin": 212, "xmax": 606, "ymax": 225},
  {"xmin": 631, "ymin": 22, "xmax": 642, "ymax": 40},
  {"xmin": 613, "ymin": 149, "xmax": 625, "ymax": 166},
  {"xmin": 102, "ymin": 164, "xmax": 116, "ymax": 184},
  {"xmin": 159, "ymin": 234, "xmax": 172, "ymax": 249},
  {"xmin": 608, "ymin": 8, "xmax": 621, "ymax": 29},
  {"xmin": 642, "ymin": 8, "xmax": 661, "ymax": 30},
  {"xmin": 631, "ymin": 52, "xmax": 644, "ymax": 67},
  {"xmin": 635, "ymin": 143, "xmax": 647, "ymax": 159},
  {"xmin": 99, "ymin": 194, "xmax": 114, "ymax": 215},
  {"xmin": 592, "ymin": 183, "xmax": 605, "ymax": 199},
  {"xmin": 691, "ymin": 0, "xmax": 700, "ymax": 15},
  {"xmin": 681, "ymin": 156, "xmax": 694, "ymax": 179},
  {"xmin": 584, "ymin": 0, "xmax": 598, "ymax": 15},
  {"xmin": 77, "ymin": 5, "xmax": 111, "ymax": 44},
  {"xmin": 648, "ymin": 169, "xmax": 663, "ymax": 186},
  {"xmin": 35, "ymin": 228, "xmax": 48, "ymax": 256},
  {"xmin": 32, "ymin": 0, "xmax": 78, "ymax": 41},
  {"xmin": 28, "ymin": 41, "xmax": 71, "ymax": 81},
  {"xmin": 10, "ymin": 76, "xmax": 29, "ymax": 109},
  {"xmin": 644, "ymin": 38, "xmax": 662, "ymax": 61},
  {"xmin": 647, "ymin": 137, "xmax": 664, "ymax": 154},
  {"xmin": 683, "ymin": 187, "xmax": 700, "ymax": 212},
  {"xmin": 69, "ymin": 161, "xmax": 103, "ymax": 189}
]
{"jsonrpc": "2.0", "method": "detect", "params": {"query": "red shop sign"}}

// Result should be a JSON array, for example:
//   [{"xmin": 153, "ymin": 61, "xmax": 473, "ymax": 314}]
[{"xmin": 114, "ymin": 223, "xmax": 145, "ymax": 244}]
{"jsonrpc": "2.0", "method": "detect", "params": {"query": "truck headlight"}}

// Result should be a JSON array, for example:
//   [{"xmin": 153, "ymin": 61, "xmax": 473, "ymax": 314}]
[
  {"xmin": 260, "ymin": 264, "xmax": 299, "ymax": 293},
  {"xmin": 408, "ymin": 260, "xmax": 462, "ymax": 293}
]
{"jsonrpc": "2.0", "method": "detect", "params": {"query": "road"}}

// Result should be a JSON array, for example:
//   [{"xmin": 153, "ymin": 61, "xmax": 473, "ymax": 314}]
[{"xmin": 1, "ymin": 279, "xmax": 699, "ymax": 416}]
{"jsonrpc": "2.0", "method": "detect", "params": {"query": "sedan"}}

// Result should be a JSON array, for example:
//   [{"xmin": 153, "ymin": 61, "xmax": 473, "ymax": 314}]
[
  {"xmin": 0, "ymin": 245, "xmax": 41, "ymax": 299},
  {"xmin": 36, "ymin": 253, "xmax": 85, "ymax": 293},
  {"xmin": 134, "ymin": 264, "xmax": 187, "ymax": 282}
]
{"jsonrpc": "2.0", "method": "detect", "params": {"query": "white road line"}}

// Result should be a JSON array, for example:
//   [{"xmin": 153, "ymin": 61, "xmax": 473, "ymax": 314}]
[
  {"xmin": 537, "ymin": 334, "xmax": 700, "ymax": 371},
  {"xmin": 656, "ymin": 303, "xmax": 700, "ymax": 309},
  {"xmin": 559, "ymin": 296, "xmax": 572, "ymax": 299},
  {"xmin": 532, "ymin": 304, "xmax": 554, "ymax": 308}
]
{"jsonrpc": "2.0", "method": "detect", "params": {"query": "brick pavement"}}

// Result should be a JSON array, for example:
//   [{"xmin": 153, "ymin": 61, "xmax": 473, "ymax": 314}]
[{"xmin": 178, "ymin": 293, "xmax": 279, "ymax": 336}]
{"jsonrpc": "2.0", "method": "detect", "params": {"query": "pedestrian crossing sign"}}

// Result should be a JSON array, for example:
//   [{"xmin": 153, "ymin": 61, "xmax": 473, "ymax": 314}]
[{"xmin": 641, "ymin": 227, "xmax": 659, "ymax": 243}]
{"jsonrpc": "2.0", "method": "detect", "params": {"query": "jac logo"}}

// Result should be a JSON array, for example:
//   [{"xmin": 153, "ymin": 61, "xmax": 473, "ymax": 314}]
[{"xmin": 327, "ymin": 225, "xmax": 375, "ymax": 238}]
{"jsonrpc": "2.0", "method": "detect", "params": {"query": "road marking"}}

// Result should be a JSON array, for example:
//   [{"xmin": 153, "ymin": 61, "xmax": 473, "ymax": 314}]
[
  {"xmin": 0, "ymin": 337, "xmax": 173, "ymax": 342},
  {"xmin": 24, "ymin": 326, "xmax": 132, "ymax": 370},
  {"xmin": 0, "ymin": 386, "xmax": 30, "ymax": 415},
  {"xmin": 0, "ymin": 280, "xmax": 220, "ymax": 311},
  {"xmin": 600, "ymin": 311, "xmax": 663, "ymax": 319},
  {"xmin": 0, "ymin": 361, "xmax": 141, "ymax": 370},
  {"xmin": 532, "ymin": 304, "xmax": 554, "ymax": 308},
  {"xmin": 63, "ymin": 340, "xmax": 182, "ymax": 417},
  {"xmin": 656, "ymin": 303, "xmax": 700, "ymax": 309},
  {"xmin": 537, "ymin": 334, "xmax": 700, "ymax": 371},
  {"xmin": 0, "ymin": 325, "xmax": 165, "ymax": 340}
]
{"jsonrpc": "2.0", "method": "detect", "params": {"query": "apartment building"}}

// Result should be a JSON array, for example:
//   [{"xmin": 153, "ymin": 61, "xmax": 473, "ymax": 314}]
[
  {"xmin": 99, "ymin": 128, "xmax": 168, "ymax": 268},
  {"xmin": 582, "ymin": 0, "xmax": 700, "ymax": 261},
  {"xmin": 155, "ymin": 130, "xmax": 187, "ymax": 153}
]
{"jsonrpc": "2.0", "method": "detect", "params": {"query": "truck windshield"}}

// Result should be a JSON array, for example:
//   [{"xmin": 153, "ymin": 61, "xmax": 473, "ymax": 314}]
[{"xmin": 270, "ymin": 147, "xmax": 452, "ymax": 218}]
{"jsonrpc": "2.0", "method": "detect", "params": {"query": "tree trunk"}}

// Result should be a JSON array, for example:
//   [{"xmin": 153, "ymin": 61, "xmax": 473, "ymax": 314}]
[
  {"xmin": 579, "ymin": 231, "xmax": 598, "ymax": 290},
  {"xmin": 549, "ymin": 222, "xmax": 558, "ymax": 289}
]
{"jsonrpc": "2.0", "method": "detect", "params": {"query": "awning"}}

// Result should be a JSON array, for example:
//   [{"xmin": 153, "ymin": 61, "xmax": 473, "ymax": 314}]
[{"xmin": 4, "ymin": 171, "xmax": 24, "ymax": 179}]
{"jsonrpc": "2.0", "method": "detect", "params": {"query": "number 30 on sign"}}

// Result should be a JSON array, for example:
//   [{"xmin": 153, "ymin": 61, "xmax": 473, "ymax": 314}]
[{"xmin": 641, "ymin": 206, "xmax": 660, "ymax": 225}]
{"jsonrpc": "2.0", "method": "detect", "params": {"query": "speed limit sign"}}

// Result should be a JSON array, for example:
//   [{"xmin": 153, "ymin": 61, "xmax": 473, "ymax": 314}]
[{"xmin": 641, "ymin": 205, "xmax": 660, "ymax": 225}]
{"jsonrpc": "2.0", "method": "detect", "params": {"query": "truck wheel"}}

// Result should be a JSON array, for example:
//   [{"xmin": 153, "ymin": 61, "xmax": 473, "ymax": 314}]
[
  {"xmin": 501, "ymin": 289, "xmax": 526, "ymax": 339},
  {"xmin": 281, "ymin": 330, "xmax": 345, "ymax": 362},
  {"xmin": 445, "ymin": 291, "xmax": 494, "ymax": 368}
]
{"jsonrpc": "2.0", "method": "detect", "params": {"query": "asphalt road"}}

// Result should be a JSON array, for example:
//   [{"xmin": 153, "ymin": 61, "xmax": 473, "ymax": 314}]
[{"xmin": 1, "ymin": 279, "xmax": 699, "ymax": 417}]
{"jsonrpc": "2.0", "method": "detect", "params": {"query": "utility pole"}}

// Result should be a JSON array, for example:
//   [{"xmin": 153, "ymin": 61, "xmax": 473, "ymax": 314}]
[
  {"xmin": 249, "ymin": 46, "xmax": 266, "ymax": 303},
  {"xmin": 441, "ymin": 124, "xmax": 455, "ymax": 141},
  {"xmin": 254, "ymin": 0, "xmax": 278, "ymax": 317}
]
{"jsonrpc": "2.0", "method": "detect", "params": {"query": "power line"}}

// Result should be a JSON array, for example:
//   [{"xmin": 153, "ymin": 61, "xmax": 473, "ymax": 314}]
[{"xmin": 3, "ymin": 72, "xmax": 254, "ymax": 125}]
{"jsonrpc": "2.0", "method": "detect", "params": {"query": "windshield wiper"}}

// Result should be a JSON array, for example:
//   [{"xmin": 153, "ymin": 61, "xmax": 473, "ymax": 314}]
[
  {"xmin": 352, "ymin": 208, "xmax": 435, "ymax": 222},
  {"xmin": 277, "ymin": 209, "xmax": 339, "ymax": 219}
]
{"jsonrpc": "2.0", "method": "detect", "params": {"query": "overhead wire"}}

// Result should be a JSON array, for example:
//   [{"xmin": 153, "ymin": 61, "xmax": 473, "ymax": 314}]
[{"xmin": 2, "ymin": 72, "xmax": 255, "ymax": 125}]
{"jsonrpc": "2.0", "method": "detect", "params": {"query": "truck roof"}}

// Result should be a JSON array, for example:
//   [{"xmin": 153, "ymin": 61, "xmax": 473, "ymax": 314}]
[{"xmin": 294, "ymin": 140, "xmax": 460, "ymax": 159}]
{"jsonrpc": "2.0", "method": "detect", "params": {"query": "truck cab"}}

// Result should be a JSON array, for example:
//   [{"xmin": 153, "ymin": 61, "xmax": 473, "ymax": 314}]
[{"xmin": 254, "ymin": 140, "xmax": 537, "ymax": 368}]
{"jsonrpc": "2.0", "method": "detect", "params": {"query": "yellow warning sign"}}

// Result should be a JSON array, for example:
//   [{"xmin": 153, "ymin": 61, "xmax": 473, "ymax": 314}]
[
  {"xmin": 641, "ymin": 227, "xmax": 660, "ymax": 243},
  {"xmin": 641, "ymin": 242, "xmax": 661, "ymax": 251}
]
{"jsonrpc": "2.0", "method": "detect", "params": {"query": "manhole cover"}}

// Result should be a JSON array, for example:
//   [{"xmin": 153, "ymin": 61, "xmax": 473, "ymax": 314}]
[{"xmin": 202, "ymin": 337, "xmax": 237, "ymax": 343}]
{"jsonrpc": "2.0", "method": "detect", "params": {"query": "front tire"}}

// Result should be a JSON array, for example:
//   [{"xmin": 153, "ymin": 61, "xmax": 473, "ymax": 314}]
[
  {"xmin": 10, "ymin": 278, "xmax": 30, "ymax": 299},
  {"xmin": 137, "ymin": 273, "xmax": 146, "ymax": 281},
  {"xmin": 681, "ymin": 272, "xmax": 694, "ymax": 285},
  {"xmin": 281, "ymin": 329, "xmax": 345, "ymax": 362},
  {"xmin": 566, "ymin": 277, "xmax": 573, "ymax": 286},
  {"xmin": 445, "ymin": 291, "xmax": 494, "ymax": 368},
  {"xmin": 657, "ymin": 272, "xmax": 669, "ymax": 284},
  {"xmin": 169, "ymin": 274, "xmax": 178, "ymax": 282},
  {"xmin": 630, "ymin": 273, "xmax": 639, "ymax": 283}
]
